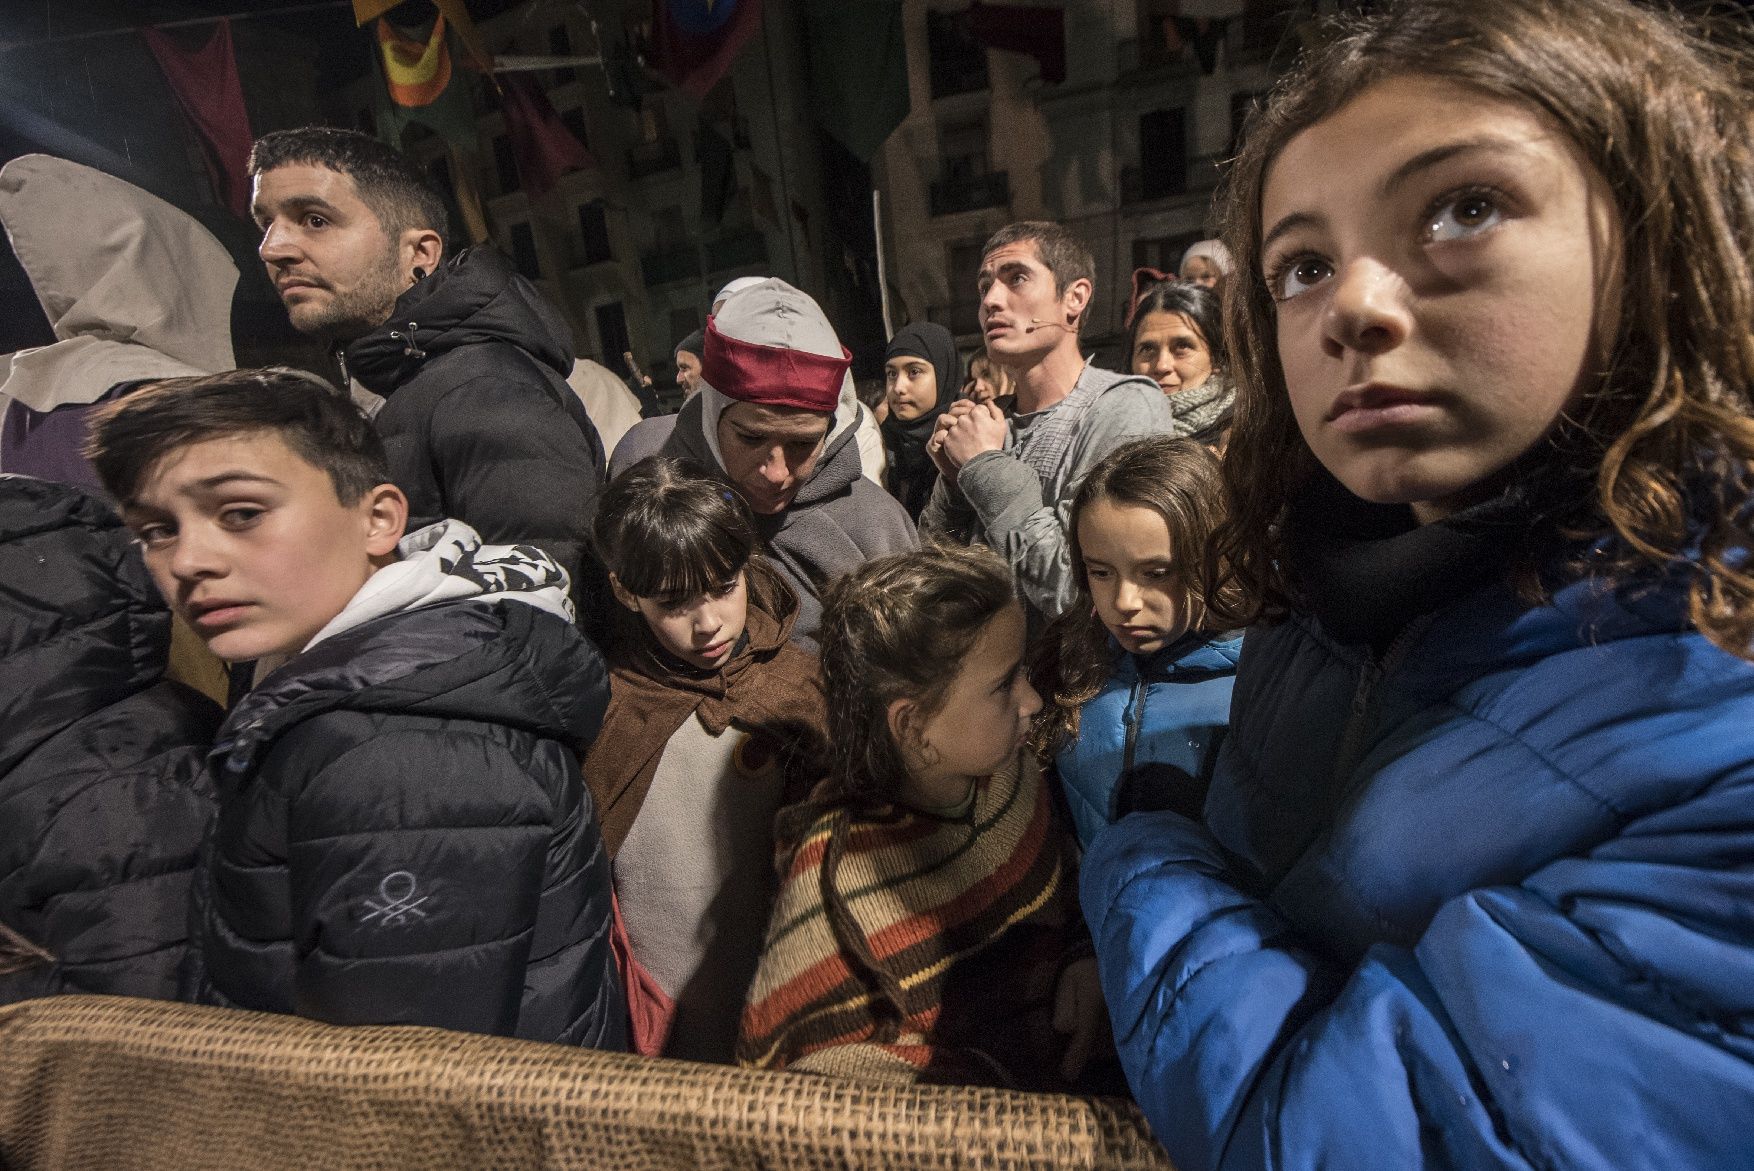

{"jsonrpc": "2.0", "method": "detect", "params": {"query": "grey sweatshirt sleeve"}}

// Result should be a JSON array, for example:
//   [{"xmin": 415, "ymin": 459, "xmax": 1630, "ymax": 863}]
[
  {"xmin": 918, "ymin": 470, "xmax": 977, "ymax": 543},
  {"xmin": 956, "ymin": 381, "xmax": 1175, "ymax": 619}
]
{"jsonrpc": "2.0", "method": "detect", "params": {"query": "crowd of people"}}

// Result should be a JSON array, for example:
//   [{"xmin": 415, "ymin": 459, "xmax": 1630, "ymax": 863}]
[{"xmin": 3, "ymin": 0, "xmax": 1754, "ymax": 1164}]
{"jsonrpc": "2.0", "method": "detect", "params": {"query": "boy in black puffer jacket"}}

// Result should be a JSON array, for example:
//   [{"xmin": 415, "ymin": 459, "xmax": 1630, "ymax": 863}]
[
  {"xmin": 85, "ymin": 369, "xmax": 625, "ymax": 1049},
  {"xmin": 0, "ymin": 475, "xmax": 220, "ymax": 1005}
]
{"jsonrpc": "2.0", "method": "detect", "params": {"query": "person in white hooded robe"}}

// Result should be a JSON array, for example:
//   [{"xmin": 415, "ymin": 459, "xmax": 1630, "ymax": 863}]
[{"xmin": 0, "ymin": 154, "xmax": 237, "ymax": 488}]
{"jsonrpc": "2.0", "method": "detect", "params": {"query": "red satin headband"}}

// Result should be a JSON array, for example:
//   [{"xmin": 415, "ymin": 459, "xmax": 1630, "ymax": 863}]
[{"xmin": 701, "ymin": 314, "xmax": 852, "ymax": 413}]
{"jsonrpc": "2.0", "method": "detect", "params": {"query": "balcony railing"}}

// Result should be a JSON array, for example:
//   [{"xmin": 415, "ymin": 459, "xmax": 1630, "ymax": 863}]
[
  {"xmin": 640, "ymin": 245, "xmax": 700, "ymax": 286},
  {"xmin": 1121, "ymin": 164, "xmax": 1183, "ymax": 204},
  {"xmin": 929, "ymin": 171, "xmax": 1010, "ymax": 218},
  {"xmin": 706, "ymin": 229, "xmax": 768, "ymax": 273},
  {"xmin": 626, "ymin": 139, "xmax": 682, "ymax": 179}
]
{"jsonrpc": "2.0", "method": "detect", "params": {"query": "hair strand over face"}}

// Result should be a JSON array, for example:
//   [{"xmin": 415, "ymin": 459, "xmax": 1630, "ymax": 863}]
[{"xmin": 592, "ymin": 455, "xmax": 757, "ymax": 606}]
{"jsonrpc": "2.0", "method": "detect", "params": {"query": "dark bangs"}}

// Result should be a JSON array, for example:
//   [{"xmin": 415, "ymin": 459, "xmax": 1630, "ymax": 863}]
[
  {"xmin": 593, "ymin": 456, "xmax": 757, "ymax": 604},
  {"xmin": 613, "ymin": 515, "xmax": 751, "ymax": 604}
]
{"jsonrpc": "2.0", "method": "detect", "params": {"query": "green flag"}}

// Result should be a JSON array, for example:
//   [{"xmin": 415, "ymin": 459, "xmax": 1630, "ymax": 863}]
[{"xmin": 804, "ymin": 1, "xmax": 908, "ymax": 161}]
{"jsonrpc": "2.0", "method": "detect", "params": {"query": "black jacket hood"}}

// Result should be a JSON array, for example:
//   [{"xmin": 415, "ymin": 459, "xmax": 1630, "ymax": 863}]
[
  {"xmin": 344, "ymin": 246, "xmax": 576, "ymax": 393},
  {"xmin": 215, "ymin": 600, "xmax": 605, "ymax": 787},
  {"xmin": 0, "ymin": 476, "xmax": 170, "ymax": 776}
]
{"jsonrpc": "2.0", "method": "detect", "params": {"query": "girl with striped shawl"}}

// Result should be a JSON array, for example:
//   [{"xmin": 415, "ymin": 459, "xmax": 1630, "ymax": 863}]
[{"xmin": 737, "ymin": 544, "xmax": 1108, "ymax": 1090}]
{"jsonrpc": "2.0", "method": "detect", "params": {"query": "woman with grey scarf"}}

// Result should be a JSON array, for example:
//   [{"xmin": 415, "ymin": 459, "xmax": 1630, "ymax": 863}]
[{"xmin": 1124, "ymin": 278, "xmax": 1233, "ymax": 448}]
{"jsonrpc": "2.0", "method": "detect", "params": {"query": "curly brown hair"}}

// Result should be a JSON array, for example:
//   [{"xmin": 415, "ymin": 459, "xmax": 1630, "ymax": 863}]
[
  {"xmin": 1031, "ymin": 436, "xmax": 1238, "ymax": 757},
  {"xmin": 1206, "ymin": 0, "xmax": 1754, "ymax": 659},
  {"xmin": 776, "ymin": 543, "xmax": 1021, "ymax": 1032},
  {"xmin": 815, "ymin": 542, "xmax": 1019, "ymax": 810}
]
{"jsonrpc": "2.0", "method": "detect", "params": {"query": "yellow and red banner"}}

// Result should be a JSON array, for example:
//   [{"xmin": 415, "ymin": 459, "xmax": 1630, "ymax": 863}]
[
  {"xmin": 355, "ymin": 0, "xmax": 492, "ymax": 72},
  {"xmin": 376, "ymin": 13, "xmax": 451, "ymax": 107}
]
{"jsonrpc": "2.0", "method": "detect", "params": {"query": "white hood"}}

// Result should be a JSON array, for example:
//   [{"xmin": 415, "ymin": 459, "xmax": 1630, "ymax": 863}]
[
  {"xmin": 304, "ymin": 520, "xmax": 575, "ymax": 652},
  {"xmin": 695, "ymin": 277, "xmax": 862, "ymax": 473},
  {"xmin": 0, "ymin": 154, "xmax": 238, "ymax": 412}
]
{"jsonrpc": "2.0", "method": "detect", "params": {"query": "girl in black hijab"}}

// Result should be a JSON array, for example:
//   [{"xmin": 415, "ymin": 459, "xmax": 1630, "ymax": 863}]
[{"xmin": 881, "ymin": 322, "xmax": 961, "ymax": 519}]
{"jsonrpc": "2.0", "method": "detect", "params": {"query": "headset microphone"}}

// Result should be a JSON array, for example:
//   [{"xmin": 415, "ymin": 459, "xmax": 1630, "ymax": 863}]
[{"xmin": 1024, "ymin": 318, "xmax": 1067, "ymax": 333}]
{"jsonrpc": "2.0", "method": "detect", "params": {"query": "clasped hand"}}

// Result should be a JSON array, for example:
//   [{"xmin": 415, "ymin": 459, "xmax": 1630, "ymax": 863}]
[{"xmin": 926, "ymin": 400, "xmax": 1007, "ymax": 483}]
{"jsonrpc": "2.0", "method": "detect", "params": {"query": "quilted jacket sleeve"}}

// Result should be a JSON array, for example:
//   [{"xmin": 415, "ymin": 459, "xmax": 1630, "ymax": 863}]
[
  {"xmin": 428, "ymin": 371, "xmax": 604, "ymax": 586},
  {"xmin": 0, "ymin": 683, "xmax": 219, "ymax": 1007},
  {"xmin": 35, "ymin": 748, "xmax": 215, "ymax": 1002},
  {"xmin": 267, "ymin": 714, "xmax": 580, "ymax": 1037},
  {"xmin": 1081, "ymin": 781, "xmax": 1754, "ymax": 1171}
]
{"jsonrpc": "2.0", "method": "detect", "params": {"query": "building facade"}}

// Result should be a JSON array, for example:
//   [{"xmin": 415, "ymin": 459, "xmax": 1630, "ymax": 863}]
[
  {"xmin": 336, "ymin": 0, "xmax": 865, "ymax": 411},
  {"xmin": 874, "ymin": 0, "xmax": 1323, "ymax": 367}
]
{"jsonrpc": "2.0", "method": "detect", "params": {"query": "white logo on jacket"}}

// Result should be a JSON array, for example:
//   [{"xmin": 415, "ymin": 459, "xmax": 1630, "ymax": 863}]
[{"xmin": 361, "ymin": 871, "xmax": 429, "ymax": 925}]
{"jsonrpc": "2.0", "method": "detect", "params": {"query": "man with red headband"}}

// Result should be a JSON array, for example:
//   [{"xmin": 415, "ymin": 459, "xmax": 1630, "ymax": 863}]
[{"xmin": 617, "ymin": 279, "xmax": 915, "ymax": 646}]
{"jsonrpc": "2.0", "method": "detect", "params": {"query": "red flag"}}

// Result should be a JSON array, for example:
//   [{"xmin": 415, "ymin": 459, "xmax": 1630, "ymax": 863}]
[
  {"xmin": 141, "ymin": 18, "xmax": 254, "ymax": 217},
  {"xmin": 968, "ymin": 1, "xmax": 1066, "ymax": 86},
  {"xmin": 499, "ymin": 75, "xmax": 595, "ymax": 197},
  {"xmin": 652, "ymin": 0, "xmax": 764, "ymax": 101}
]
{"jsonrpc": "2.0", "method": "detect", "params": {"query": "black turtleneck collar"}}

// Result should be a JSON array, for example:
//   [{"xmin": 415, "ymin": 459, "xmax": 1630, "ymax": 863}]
[{"xmin": 1284, "ymin": 470, "xmax": 1532, "ymax": 652}]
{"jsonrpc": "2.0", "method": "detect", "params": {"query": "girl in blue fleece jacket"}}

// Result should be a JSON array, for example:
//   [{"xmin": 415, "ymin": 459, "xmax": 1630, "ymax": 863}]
[
  {"xmin": 1032, "ymin": 436, "xmax": 1240, "ymax": 848},
  {"xmin": 1079, "ymin": 1, "xmax": 1754, "ymax": 1167}
]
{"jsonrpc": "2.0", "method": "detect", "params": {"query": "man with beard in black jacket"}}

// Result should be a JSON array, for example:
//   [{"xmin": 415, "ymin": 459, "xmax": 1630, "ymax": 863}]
[{"xmin": 247, "ymin": 128, "xmax": 605, "ymax": 621}]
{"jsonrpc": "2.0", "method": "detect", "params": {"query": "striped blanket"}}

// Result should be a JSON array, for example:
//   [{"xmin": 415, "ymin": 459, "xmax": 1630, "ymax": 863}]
[{"xmin": 736, "ymin": 751, "xmax": 1087, "ymax": 1089}]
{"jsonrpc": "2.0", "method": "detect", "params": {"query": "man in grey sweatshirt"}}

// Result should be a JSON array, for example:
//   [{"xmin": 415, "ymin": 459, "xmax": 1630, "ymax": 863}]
[{"xmin": 920, "ymin": 221, "xmax": 1174, "ymax": 623}]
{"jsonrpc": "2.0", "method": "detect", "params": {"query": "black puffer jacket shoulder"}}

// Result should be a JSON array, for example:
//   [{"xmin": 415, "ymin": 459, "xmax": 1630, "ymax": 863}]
[
  {"xmin": 0, "ymin": 476, "xmax": 219, "ymax": 1005},
  {"xmin": 186, "ymin": 596, "xmax": 625, "ymax": 1050},
  {"xmin": 344, "ymin": 246, "xmax": 606, "ymax": 620}
]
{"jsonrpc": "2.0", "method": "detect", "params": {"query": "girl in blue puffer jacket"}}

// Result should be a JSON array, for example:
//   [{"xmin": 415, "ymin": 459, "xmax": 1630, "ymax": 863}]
[
  {"xmin": 1079, "ymin": 1, "xmax": 1754, "ymax": 1168},
  {"xmin": 1032, "ymin": 436, "xmax": 1240, "ymax": 848}
]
